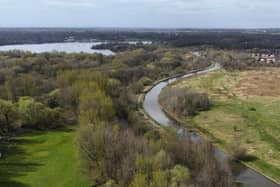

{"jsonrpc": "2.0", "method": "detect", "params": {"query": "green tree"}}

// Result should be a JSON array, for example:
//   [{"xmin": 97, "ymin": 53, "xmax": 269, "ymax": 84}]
[
  {"xmin": 4, "ymin": 75, "xmax": 16, "ymax": 101},
  {"xmin": 153, "ymin": 150, "xmax": 172, "ymax": 170},
  {"xmin": 130, "ymin": 173, "xmax": 149, "ymax": 187},
  {"xmin": 151, "ymin": 170, "xmax": 167, "ymax": 187},
  {"xmin": 0, "ymin": 99, "xmax": 18, "ymax": 132},
  {"xmin": 18, "ymin": 97, "xmax": 47, "ymax": 128},
  {"xmin": 79, "ymin": 89, "xmax": 114, "ymax": 126},
  {"xmin": 170, "ymin": 165, "xmax": 190, "ymax": 187},
  {"xmin": 20, "ymin": 74, "xmax": 37, "ymax": 96},
  {"xmin": 135, "ymin": 155, "xmax": 153, "ymax": 175},
  {"xmin": 18, "ymin": 97, "xmax": 63, "ymax": 129},
  {"xmin": 47, "ymin": 89, "xmax": 60, "ymax": 108}
]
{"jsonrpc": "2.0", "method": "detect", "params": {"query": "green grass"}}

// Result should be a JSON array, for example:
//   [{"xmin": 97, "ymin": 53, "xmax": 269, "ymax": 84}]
[
  {"xmin": 171, "ymin": 69, "xmax": 280, "ymax": 183},
  {"xmin": 0, "ymin": 127, "xmax": 91, "ymax": 187}
]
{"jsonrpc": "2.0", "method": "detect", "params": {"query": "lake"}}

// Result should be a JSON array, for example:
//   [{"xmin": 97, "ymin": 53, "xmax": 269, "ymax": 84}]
[{"xmin": 0, "ymin": 42, "xmax": 115, "ymax": 55}]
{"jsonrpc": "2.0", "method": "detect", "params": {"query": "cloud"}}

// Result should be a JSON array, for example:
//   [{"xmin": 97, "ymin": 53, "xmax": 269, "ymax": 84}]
[
  {"xmin": 0, "ymin": 0, "xmax": 279, "ymax": 28},
  {"xmin": 28, "ymin": 0, "xmax": 280, "ymax": 12}
]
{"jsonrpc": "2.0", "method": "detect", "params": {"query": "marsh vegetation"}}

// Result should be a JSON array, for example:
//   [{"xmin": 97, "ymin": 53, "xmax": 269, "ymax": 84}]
[{"xmin": 160, "ymin": 68, "xmax": 280, "ymax": 183}]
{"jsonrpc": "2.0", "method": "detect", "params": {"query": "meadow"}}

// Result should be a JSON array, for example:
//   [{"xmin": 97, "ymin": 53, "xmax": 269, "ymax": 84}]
[
  {"xmin": 172, "ymin": 68, "xmax": 280, "ymax": 182},
  {"xmin": 0, "ymin": 127, "xmax": 91, "ymax": 187}
]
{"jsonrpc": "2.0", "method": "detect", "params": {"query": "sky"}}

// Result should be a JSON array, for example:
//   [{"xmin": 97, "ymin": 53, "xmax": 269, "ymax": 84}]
[{"xmin": 0, "ymin": 0, "xmax": 280, "ymax": 28}]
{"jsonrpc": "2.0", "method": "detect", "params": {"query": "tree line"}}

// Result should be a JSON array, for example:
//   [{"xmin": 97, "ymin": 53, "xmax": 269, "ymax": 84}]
[{"xmin": 1, "ymin": 29, "xmax": 280, "ymax": 50}]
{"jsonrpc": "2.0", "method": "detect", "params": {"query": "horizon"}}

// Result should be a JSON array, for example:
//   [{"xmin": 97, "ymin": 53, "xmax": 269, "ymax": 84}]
[{"xmin": 0, "ymin": 27, "xmax": 280, "ymax": 30}]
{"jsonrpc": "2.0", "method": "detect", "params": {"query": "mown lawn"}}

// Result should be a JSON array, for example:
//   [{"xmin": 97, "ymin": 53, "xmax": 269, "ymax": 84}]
[
  {"xmin": 0, "ymin": 127, "xmax": 91, "ymax": 187},
  {"xmin": 172, "ymin": 68, "xmax": 280, "ymax": 183}
]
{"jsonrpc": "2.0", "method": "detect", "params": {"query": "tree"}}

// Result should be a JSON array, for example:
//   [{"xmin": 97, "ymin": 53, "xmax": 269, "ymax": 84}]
[
  {"xmin": 170, "ymin": 165, "xmax": 190, "ymax": 187},
  {"xmin": 18, "ymin": 97, "xmax": 48, "ymax": 128},
  {"xmin": 4, "ymin": 75, "xmax": 16, "ymax": 101},
  {"xmin": 18, "ymin": 97, "xmax": 63, "ymax": 129},
  {"xmin": 130, "ymin": 173, "xmax": 148, "ymax": 187},
  {"xmin": 153, "ymin": 150, "xmax": 172, "ymax": 170},
  {"xmin": 47, "ymin": 89, "xmax": 60, "ymax": 108},
  {"xmin": 0, "ymin": 99, "xmax": 18, "ymax": 133},
  {"xmin": 20, "ymin": 74, "xmax": 37, "ymax": 96},
  {"xmin": 151, "ymin": 170, "xmax": 168, "ymax": 187},
  {"xmin": 79, "ymin": 89, "xmax": 115, "ymax": 126},
  {"xmin": 97, "ymin": 53, "xmax": 104, "ymax": 64},
  {"xmin": 79, "ymin": 124, "xmax": 149, "ymax": 186}
]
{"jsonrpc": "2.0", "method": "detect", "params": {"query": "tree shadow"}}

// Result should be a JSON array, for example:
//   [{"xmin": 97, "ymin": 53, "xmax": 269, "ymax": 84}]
[
  {"xmin": 15, "ymin": 126, "xmax": 75, "ymax": 137},
  {"xmin": 241, "ymin": 154, "xmax": 258, "ymax": 162},
  {"xmin": 0, "ymin": 126, "xmax": 76, "ymax": 186},
  {"xmin": 230, "ymin": 155, "xmax": 259, "ymax": 177},
  {"xmin": 0, "ymin": 137, "xmax": 44, "ymax": 187}
]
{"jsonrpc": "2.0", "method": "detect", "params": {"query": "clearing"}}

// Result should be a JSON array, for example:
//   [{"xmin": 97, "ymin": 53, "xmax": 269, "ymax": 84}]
[{"xmin": 0, "ymin": 127, "xmax": 91, "ymax": 187}]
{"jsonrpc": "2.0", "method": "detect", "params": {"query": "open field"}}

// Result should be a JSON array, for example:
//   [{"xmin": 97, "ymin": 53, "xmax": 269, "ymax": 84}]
[
  {"xmin": 0, "ymin": 128, "xmax": 90, "ymax": 187},
  {"xmin": 172, "ymin": 68, "xmax": 280, "ymax": 182}
]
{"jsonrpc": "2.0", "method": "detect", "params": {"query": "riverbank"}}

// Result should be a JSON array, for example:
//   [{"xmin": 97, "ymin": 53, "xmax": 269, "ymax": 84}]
[
  {"xmin": 138, "ymin": 64, "xmax": 214, "ymax": 126},
  {"xmin": 160, "ymin": 69, "xmax": 280, "ymax": 184}
]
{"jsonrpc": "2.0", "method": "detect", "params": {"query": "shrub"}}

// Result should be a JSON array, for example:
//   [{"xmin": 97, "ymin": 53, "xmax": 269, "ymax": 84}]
[
  {"xmin": 229, "ymin": 141, "xmax": 247, "ymax": 161},
  {"xmin": 170, "ymin": 165, "xmax": 191, "ymax": 187},
  {"xmin": 0, "ymin": 99, "xmax": 19, "ymax": 132},
  {"xmin": 160, "ymin": 87, "xmax": 211, "ymax": 117},
  {"xmin": 139, "ymin": 77, "xmax": 153, "ymax": 86},
  {"xmin": 18, "ymin": 97, "xmax": 64, "ymax": 129}
]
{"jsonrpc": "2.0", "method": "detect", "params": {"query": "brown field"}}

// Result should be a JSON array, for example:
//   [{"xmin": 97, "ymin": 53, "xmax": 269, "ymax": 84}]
[{"xmin": 234, "ymin": 69, "xmax": 280, "ymax": 97}]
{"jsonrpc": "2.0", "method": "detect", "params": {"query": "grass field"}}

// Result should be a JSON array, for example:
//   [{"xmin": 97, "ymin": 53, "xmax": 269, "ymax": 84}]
[
  {"xmin": 172, "ymin": 68, "xmax": 280, "ymax": 183},
  {"xmin": 0, "ymin": 127, "xmax": 91, "ymax": 187}
]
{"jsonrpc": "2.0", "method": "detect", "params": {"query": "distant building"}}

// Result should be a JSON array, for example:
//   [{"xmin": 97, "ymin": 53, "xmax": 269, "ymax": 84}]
[
  {"xmin": 64, "ymin": 36, "xmax": 75, "ymax": 42},
  {"xmin": 251, "ymin": 51, "xmax": 279, "ymax": 65}
]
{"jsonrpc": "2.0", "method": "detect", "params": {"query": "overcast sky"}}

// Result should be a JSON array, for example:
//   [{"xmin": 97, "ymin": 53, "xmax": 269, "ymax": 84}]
[{"xmin": 1, "ymin": 0, "xmax": 280, "ymax": 28}]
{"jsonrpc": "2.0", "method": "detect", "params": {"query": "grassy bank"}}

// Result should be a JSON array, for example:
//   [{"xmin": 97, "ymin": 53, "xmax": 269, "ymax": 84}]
[
  {"xmin": 166, "ymin": 68, "xmax": 280, "ymax": 183},
  {"xmin": 0, "ymin": 127, "xmax": 91, "ymax": 187}
]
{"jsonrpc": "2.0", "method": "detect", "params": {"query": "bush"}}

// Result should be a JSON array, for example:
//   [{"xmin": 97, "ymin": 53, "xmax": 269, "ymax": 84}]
[
  {"xmin": 160, "ymin": 87, "xmax": 211, "ymax": 117},
  {"xmin": 170, "ymin": 165, "xmax": 191, "ymax": 187},
  {"xmin": 139, "ymin": 77, "xmax": 153, "ymax": 86},
  {"xmin": 0, "ymin": 99, "xmax": 19, "ymax": 133},
  {"xmin": 18, "ymin": 97, "xmax": 64, "ymax": 129},
  {"xmin": 229, "ymin": 141, "xmax": 247, "ymax": 161}
]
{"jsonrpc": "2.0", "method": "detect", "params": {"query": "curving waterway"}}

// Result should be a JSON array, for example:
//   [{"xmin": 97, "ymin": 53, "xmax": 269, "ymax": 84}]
[{"xmin": 143, "ymin": 64, "xmax": 279, "ymax": 187}]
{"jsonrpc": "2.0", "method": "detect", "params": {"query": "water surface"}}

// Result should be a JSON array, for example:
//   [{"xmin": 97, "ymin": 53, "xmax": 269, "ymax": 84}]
[{"xmin": 0, "ymin": 42, "xmax": 114, "ymax": 55}]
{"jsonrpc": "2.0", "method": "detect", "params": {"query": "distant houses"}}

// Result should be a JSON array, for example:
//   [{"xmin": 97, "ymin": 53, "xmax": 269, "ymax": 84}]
[{"xmin": 251, "ymin": 51, "xmax": 280, "ymax": 65}]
